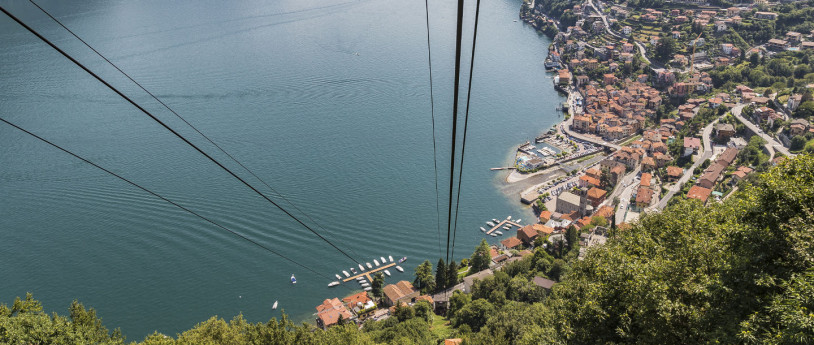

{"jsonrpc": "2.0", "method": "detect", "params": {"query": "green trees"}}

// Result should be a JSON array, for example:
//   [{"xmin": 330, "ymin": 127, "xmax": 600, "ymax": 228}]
[
  {"xmin": 791, "ymin": 135, "xmax": 807, "ymax": 151},
  {"xmin": 413, "ymin": 260, "xmax": 435, "ymax": 294},
  {"xmin": 372, "ymin": 272, "xmax": 385, "ymax": 298},
  {"xmin": 435, "ymin": 259, "xmax": 447, "ymax": 292},
  {"xmin": 469, "ymin": 239, "xmax": 492, "ymax": 273},
  {"xmin": 655, "ymin": 37, "xmax": 677, "ymax": 62},
  {"xmin": 447, "ymin": 261, "xmax": 459, "ymax": 287},
  {"xmin": 451, "ymin": 299, "xmax": 495, "ymax": 332}
]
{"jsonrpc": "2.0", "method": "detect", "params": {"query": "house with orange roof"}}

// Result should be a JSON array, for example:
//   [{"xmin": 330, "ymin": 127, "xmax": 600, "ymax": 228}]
[
  {"xmin": 383, "ymin": 281, "xmax": 419, "ymax": 307},
  {"xmin": 687, "ymin": 185, "xmax": 712, "ymax": 203},
  {"xmin": 539, "ymin": 210, "xmax": 552, "ymax": 223},
  {"xmin": 586, "ymin": 187, "xmax": 607, "ymax": 207},
  {"xmin": 316, "ymin": 298, "xmax": 354, "ymax": 330},
  {"xmin": 500, "ymin": 237, "xmax": 523, "ymax": 251}
]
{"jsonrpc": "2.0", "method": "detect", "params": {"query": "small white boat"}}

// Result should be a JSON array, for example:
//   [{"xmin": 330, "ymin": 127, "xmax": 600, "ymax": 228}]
[
  {"xmin": 492, "ymin": 218, "xmax": 499, "ymax": 223},
  {"xmin": 335, "ymin": 274, "xmax": 342, "ymax": 280},
  {"xmin": 486, "ymin": 221, "xmax": 495, "ymax": 226},
  {"xmin": 495, "ymin": 231, "xmax": 503, "ymax": 235},
  {"xmin": 342, "ymin": 270, "xmax": 350, "ymax": 277},
  {"xmin": 503, "ymin": 226, "xmax": 511, "ymax": 230},
  {"xmin": 328, "ymin": 281, "xmax": 340, "ymax": 287},
  {"xmin": 516, "ymin": 219, "xmax": 522, "ymax": 223},
  {"xmin": 350, "ymin": 268, "xmax": 357, "ymax": 274},
  {"xmin": 356, "ymin": 277, "xmax": 365, "ymax": 281},
  {"xmin": 272, "ymin": 301, "xmax": 278, "ymax": 310},
  {"xmin": 389, "ymin": 255, "xmax": 394, "ymax": 262},
  {"xmin": 384, "ymin": 270, "xmax": 391, "ymax": 276},
  {"xmin": 380, "ymin": 256, "xmax": 386, "ymax": 264},
  {"xmin": 507, "ymin": 216, "xmax": 512, "ymax": 220},
  {"xmin": 366, "ymin": 262, "xmax": 373, "ymax": 269},
  {"xmin": 490, "ymin": 233, "xmax": 497, "ymax": 237},
  {"xmin": 395, "ymin": 266, "xmax": 404, "ymax": 272},
  {"xmin": 374, "ymin": 259, "xmax": 380, "ymax": 266},
  {"xmin": 480, "ymin": 227, "xmax": 486, "ymax": 232},
  {"xmin": 364, "ymin": 287, "xmax": 372, "ymax": 291},
  {"xmin": 359, "ymin": 264, "xmax": 365, "ymax": 271},
  {"xmin": 291, "ymin": 275, "xmax": 297, "ymax": 284},
  {"xmin": 361, "ymin": 283, "xmax": 370, "ymax": 287},
  {"xmin": 398, "ymin": 257, "xmax": 407, "ymax": 263}
]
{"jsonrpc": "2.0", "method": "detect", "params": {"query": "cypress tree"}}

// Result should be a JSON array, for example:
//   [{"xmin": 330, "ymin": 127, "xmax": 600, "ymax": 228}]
[{"xmin": 435, "ymin": 258, "xmax": 447, "ymax": 292}]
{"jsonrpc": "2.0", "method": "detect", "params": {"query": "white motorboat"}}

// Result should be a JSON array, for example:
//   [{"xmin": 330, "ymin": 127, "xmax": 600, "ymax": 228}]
[
  {"xmin": 398, "ymin": 256, "xmax": 407, "ymax": 263},
  {"xmin": 374, "ymin": 259, "xmax": 380, "ymax": 266},
  {"xmin": 380, "ymin": 256, "xmax": 387, "ymax": 263},
  {"xmin": 480, "ymin": 227, "xmax": 487, "ymax": 232},
  {"xmin": 486, "ymin": 221, "xmax": 495, "ymax": 227},
  {"xmin": 492, "ymin": 218, "xmax": 499, "ymax": 223},
  {"xmin": 495, "ymin": 231, "xmax": 503, "ymax": 235},
  {"xmin": 384, "ymin": 270, "xmax": 391, "ymax": 276},
  {"xmin": 272, "ymin": 301, "xmax": 278, "ymax": 310},
  {"xmin": 507, "ymin": 216, "xmax": 512, "ymax": 220},
  {"xmin": 364, "ymin": 287, "xmax": 372, "ymax": 291},
  {"xmin": 395, "ymin": 266, "xmax": 404, "ymax": 272},
  {"xmin": 388, "ymin": 255, "xmax": 394, "ymax": 262},
  {"xmin": 366, "ymin": 262, "xmax": 373, "ymax": 269},
  {"xmin": 328, "ymin": 281, "xmax": 340, "ymax": 287},
  {"xmin": 359, "ymin": 264, "xmax": 365, "ymax": 271},
  {"xmin": 516, "ymin": 219, "xmax": 522, "ymax": 223},
  {"xmin": 356, "ymin": 277, "xmax": 365, "ymax": 281},
  {"xmin": 361, "ymin": 283, "xmax": 370, "ymax": 287},
  {"xmin": 490, "ymin": 233, "xmax": 497, "ymax": 237},
  {"xmin": 335, "ymin": 274, "xmax": 342, "ymax": 280},
  {"xmin": 503, "ymin": 226, "xmax": 511, "ymax": 230},
  {"xmin": 342, "ymin": 270, "xmax": 350, "ymax": 277},
  {"xmin": 350, "ymin": 268, "xmax": 357, "ymax": 274}
]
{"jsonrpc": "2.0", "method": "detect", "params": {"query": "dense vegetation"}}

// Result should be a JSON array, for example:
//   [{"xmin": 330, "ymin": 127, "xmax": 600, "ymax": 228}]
[{"xmin": 3, "ymin": 155, "xmax": 814, "ymax": 344}]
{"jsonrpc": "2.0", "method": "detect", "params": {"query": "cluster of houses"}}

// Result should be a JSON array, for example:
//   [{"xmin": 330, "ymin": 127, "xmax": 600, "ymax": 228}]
[
  {"xmin": 686, "ymin": 147, "xmax": 740, "ymax": 203},
  {"xmin": 315, "ymin": 280, "xmax": 431, "ymax": 330},
  {"xmin": 767, "ymin": 30, "xmax": 814, "ymax": 52},
  {"xmin": 571, "ymin": 79, "xmax": 661, "ymax": 141}
]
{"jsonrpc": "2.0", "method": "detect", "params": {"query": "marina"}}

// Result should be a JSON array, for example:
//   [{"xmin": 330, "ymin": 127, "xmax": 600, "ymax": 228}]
[
  {"xmin": 341, "ymin": 262, "xmax": 397, "ymax": 283},
  {"xmin": 485, "ymin": 219, "xmax": 524, "ymax": 235}
]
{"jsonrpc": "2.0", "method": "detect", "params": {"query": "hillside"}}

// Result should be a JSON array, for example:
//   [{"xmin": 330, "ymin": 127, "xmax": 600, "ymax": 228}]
[{"xmin": 2, "ymin": 154, "xmax": 813, "ymax": 344}]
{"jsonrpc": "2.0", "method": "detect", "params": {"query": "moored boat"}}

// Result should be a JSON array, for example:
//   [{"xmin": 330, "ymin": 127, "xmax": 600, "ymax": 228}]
[
  {"xmin": 503, "ymin": 226, "xmax": 511, "ymax": 230},
  {"xmin": 366, "ymin": 262, "xmax": 373, "ymax": 269},
  {"xmin": 389, "ymin": 255, "xmax": 394, "ymax": 262},
  {"xmin": 335, "ymin": 274, "xmax": 342, "ymax": 280},
  {"xmin": 395, "ymin": 266, "xmax": 404, "ymax": 272},
  {"xmin": 364, "ymin": 287, "xmax": 372, "ymax": 291},
  {"xmin": 398, "ymin": 257, "xmax": 407, "ymax": 263},
  {"xmin": 480, "ymin": 227, "xmax": 486, "ymax": 232},
  {"xmin": 507, "ymin": 216, "xmax": 512, "ymax": 220},
  {"xmin": 272, "ymin": 301, "xmax": 278, "ymax": 310},
  {"xmin": 328, "ymin": 281, "xmax": 339, "ymax": 287},
  {"xmin": 374, "ymin": 259, "xmax": 380, "ymax": 266},
  {"xmin": 380, "ymin": 256, "xmax": 387, "ymax": 263},
  {"xmin": 342, "ymin": 270, "xmax": 350, "ymax": 277},
  {"xmin": 359, "ymin": 264, "xmax": 365, "ymax": 271},
  {"xmin": 495, "ymin": 231, "xmax": 503, "ymax": 235},
  {"xmin": 492, "ymin": 218, "xmax": 499, "ymax": 223},
  {"xmin": 490, "ymin": 233, "xmax": 497, "ymax": 237},
  {"xmin": 384, "ymin": 270, "xmax": 391, "ymax": 276},
  {"xmin": 350, "ymin": 268, "xmax": 357, "ymax": 274},
  {"xmin": 486, "ymin": 221, "xmax": 495, "ymax": 226},
  {"xmin": 516, "ymin": 219, "xmax": 521, "ymax": 223}
]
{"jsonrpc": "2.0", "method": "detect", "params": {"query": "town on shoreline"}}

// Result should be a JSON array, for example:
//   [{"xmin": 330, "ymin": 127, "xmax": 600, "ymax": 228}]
[{"xmin": 313, "ymin": 0, "xmax": 812, "ymax": 337}]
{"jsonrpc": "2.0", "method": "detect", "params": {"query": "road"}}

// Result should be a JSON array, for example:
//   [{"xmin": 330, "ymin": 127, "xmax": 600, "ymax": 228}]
[
  {"xmin": 612, "ymin": 166, "xmax": 641, "ymax": 224},
  {"xmin": 731, "ymin": 104, "xmax": 793, "ymax": 158},
  {"xmin": 652, "ymin": 118, "xmax": 717, "ymax": 210},
  {"xmin": 562, "ymin": 115, "xmax": 622, "ymax": 151}
]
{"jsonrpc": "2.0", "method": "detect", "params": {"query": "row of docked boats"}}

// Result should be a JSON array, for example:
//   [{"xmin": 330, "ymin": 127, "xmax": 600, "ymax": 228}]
[
  {"xmin": 482, "ymin": 216, "xmax": 522, "ymax": 237},
  {"xmin": 328, "ymin": 256, "xmax": 407, "ymax": 287}
]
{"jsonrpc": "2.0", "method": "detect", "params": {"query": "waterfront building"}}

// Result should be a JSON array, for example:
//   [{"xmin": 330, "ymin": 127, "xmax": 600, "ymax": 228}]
[
  {"xmin": 316, "ymin": 298, "xmax": 354, "ymax": 330},
  {"xmin": 382, "ymin": 281, "xmax": 419, "ymax": 307}
]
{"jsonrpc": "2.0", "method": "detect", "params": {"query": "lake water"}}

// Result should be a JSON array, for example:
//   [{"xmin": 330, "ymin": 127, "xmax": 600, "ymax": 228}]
[{"xmin": 0, "ymin": 0, "xmax": 563, "ymax": 338}]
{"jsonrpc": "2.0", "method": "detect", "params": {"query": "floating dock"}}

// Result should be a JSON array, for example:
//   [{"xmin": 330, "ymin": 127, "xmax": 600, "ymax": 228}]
[
  {"xmin": 486, "ymin": 220, "xmax": 523, "ymax": 235},
  {"xmin": 342, "ymin": 262, "xmax": 396, "ymax": 283}
]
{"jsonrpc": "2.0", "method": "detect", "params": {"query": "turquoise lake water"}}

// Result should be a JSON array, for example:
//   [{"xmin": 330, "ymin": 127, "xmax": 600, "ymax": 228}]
[{"xmin": 0, "ymin": 0, "xmax": 563, "ymax": 338}]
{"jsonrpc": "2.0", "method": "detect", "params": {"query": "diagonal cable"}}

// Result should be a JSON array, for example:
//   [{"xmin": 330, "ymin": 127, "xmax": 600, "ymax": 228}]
[
  {"xmin": 26, "ymin": 0, "xmax": 364, "ymax": 261},
  {"xmin": 450, "ymin": 0, "xmax": 481, "ymax": 260},
  {"xmin": 445, "ymin": 0, "xmax": 466, "ymax": 264},
  {"xmin": 423, "ymin": 0, "xmax": 443, "ymax": 261},
  {"xmin": 0, "ymin": 5, "xmax": 362, "ymax": 265},
  {"xmin": 0, "ymin": 116, "xmax": 355, "ymax": 290}
]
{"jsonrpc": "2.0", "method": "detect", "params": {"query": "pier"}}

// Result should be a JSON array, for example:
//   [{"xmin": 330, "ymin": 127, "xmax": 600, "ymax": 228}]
[
  {"xmin": 486, "ymin": 220, "xmax": 523, "ymax": 235},
  {"xmin": 342, "ymin": 262, "xmax": 397, "ymax": 283}
]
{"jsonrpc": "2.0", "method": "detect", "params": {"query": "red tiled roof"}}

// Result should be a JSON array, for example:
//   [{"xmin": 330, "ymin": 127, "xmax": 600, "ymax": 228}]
[
  {"xmin": 500, "ymin": 237, "xmax": 523, "ymax": 249},
  {"xmin": 687, "ymin": 185, "xmax": 712, "ymax": 202}
]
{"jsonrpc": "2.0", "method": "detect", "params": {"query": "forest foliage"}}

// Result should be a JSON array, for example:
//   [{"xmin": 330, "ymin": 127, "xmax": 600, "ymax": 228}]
[{"xmin": 2, "ymin": 155, "xmax": 814, "ymax": 344}]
